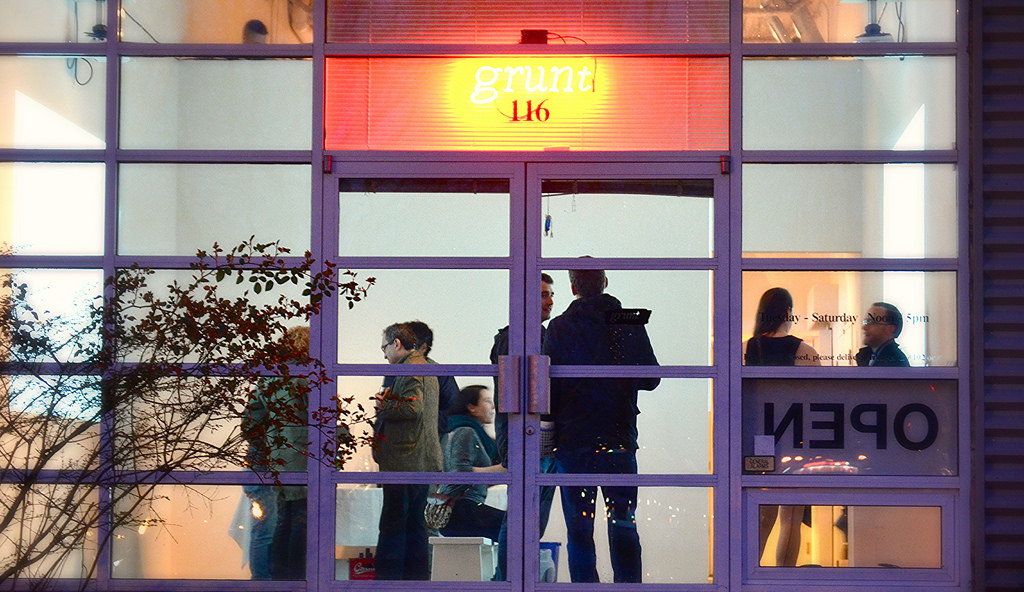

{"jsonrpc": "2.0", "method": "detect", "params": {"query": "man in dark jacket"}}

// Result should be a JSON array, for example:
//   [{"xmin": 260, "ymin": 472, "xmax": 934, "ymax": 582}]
[
  {"xmin": 490, "ymin": 273, "xmax": 556, "ymax": 581},
  {"xmin": 855, "ymin": 302, "xmax": 911, "ymax": 367},
  {"xmin": 543, "ymin": 267, "xmax": 659, "ymax": 583}
]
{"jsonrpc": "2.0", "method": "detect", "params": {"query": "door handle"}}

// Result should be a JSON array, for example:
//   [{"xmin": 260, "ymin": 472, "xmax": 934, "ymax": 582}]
[
  {"xmin": 497, "ymin": 355, "xmax": 520, "ymax": 414},
  {"xmin": 527, "ymin": 355, "xmax": 550, "ymax": 415}
]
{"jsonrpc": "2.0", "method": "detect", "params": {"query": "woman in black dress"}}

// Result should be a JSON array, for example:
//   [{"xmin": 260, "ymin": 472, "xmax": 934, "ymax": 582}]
[
  {"xmin": 746, "ymin": 288, "xmax": 819, "ymax": 566},
  {"xmin": 744, "ymin": 287, "xmax": 820, "ymax": 367}
]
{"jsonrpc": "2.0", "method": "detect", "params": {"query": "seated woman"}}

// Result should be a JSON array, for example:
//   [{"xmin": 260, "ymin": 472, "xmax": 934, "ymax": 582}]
[{"xmin": 438, "ymin": 385, "xmax": 505, "ymax": 541}]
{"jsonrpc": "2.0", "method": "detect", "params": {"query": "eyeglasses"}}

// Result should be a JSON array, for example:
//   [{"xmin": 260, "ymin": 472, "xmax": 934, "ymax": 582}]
[{"xmin": 381, "ymin": 340, "xmax": 392, "ymax": 352}]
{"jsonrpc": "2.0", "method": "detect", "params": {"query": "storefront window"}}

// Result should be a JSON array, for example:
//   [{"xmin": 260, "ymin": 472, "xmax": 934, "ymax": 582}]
[
  {"xmin": 758, "ymin": 504, "xmax": 942, "ymax": 568},
  {"xmin": 0, "ymin": 0, "xmax": 970, "ymax": 588},
  {"xmin": 118, "ymin": 1, "xmax": 312, "ymax": 44},
  {"xmin": 0, "ymin": 485, "xmax": 98, "ymax": 578},
  {"xmin": 118, "ymin": 164, "xmax": 311, "ymax": 256},
  {"xmin": 743, "ymin": 0, "xmax": 955, "ymax": 43},
  {"xmin": 338, "ymin": 178, "xmax": 510, "ymax": 258},
  {"xmin": 111, "ymin": 485, "xmax": 308, "ymax": 579},
  {"xmin": 743, "ymin": 164, "xmax": 958, "ymax": 259},
  {"xmin": 0, "ymin": 163, "xmax": 105, "ymax": 256},
  {"xmin": 743, "ymin": 271, "xmax": 957, "ymax": 367},
  {"xmin": 742, "ymin": 379, "xmax": 958, "ymax": 476},
  {"xmin": 120, "ymin": 58, "xmax": 312, "ymax": 150},
  {"xmin": 541, "ymin": 179, "xmax": 714, "ymax": 258},
  {"xmin": 0, "ymin": 56, "xmax": 106, "ymax": 149},
  {"xmin": 743, "ymin": 56, "xmax": 955, "ymax": 151}
]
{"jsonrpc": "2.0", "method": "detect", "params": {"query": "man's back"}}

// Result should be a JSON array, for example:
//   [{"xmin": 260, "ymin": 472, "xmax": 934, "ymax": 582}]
[{"xmin": 544, "ymin": 293, "xmax": 659, "ymax": 452}]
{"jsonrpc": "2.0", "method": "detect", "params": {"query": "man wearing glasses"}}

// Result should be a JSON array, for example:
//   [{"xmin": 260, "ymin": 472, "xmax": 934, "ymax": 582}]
[
  {"xmin": 856, "ymin": 302, "xmax": 911, "ymax": 367},
  {"xmin": 373, "ymin": 322, "xmax": 443, "ymax": 580}
]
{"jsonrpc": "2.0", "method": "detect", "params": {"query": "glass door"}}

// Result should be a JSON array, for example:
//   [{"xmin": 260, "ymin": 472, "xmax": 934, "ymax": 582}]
[
  {"xmin": 325, "ymin": 160, "xmax": 726, "ymax": 589},
  {"xmin": 327, "ymin": 161, "xmax": 525, "ymax": 588},
  {"xmin": 522, "ymin": 163, "xmax": 725, "ymax": 587}
]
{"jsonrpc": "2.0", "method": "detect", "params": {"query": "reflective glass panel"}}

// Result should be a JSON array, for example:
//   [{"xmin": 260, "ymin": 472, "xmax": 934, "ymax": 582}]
[
  {"xmin": 120, "ymin": 58, "xmax": 312, "ymax": 149},
  {"xmin": 0, "ymin": 57, "xmax": 106, "ymax": 149},
  {"xmin": 1, "ymin": 376, "xmax": 101, "ymax": 471},
  {"xmin": 758, "ymin": 505, "xmax": 941, "ymax": 568},
  {"xmin": 338, "ymin": 178, "xmax": 510, "ymax": 257},
  {"xmin": 335, "ymin": 374, "xmax": 493, "ymax": 473},
  {"xmin": 743, "ymin": 271, "xmax": 957, "ymax": 366},
  {"xmin": 118, "ymin": 164, "xmax": 311, "ymax": 256},
  {"xmin": 0, "ymin": 163, "xmax": 104, "ymax": 256},
  {"xmin": 113, "ymin": 377, "xmax": 308, "ymax": 473},
  {"xmin": 541, "ymin": 378, "xmax": 712, "ymax": 476},
  {"xmin": 741, "ymin": 376, "xmax": 954, "ymax": 475},
  {"xmin": 335, "ymin": 482, "xmax": 508, "ymax": 581},
  {"xmin": 0, "ymin": 0, "xmax": 97, "ymax": 42},
  {"xmin": 541, "ymin": 179, "xmax": 714, "ymax": 258},
  {"xmin": 743, "ymin": 164, "xmax": 958, "ymax": 258},
  {"xmin": 120, "ymin": 1, "xmax": 312, "ymax": 44},
  {"xmin": 743, "ymin": 379, "xmax": 958, "ymax": 476},
  {"xmin": 115, "ymin": 268, "xmax": 311, "ymax": 364},
  {"xmin": 337, "ymin": 269, "xmax": 508, "ymax": 365},
  {"xmin": 743, "ymin": 56, "xmax": 955, "ymax": 151},
  {"xmin": 544, "ymin": 269, "xmax": 713, "ymax": 366},
  {"xmin": 0, "ymin": 485, "xmax": 98, "ymax": 579},
  {"xmin": 743, "ymin": 0, "xmax": 955, "ymax": 43},
  {"xmin": 541, "ymin": 486, "xmax": 712, "ymax": 583},
  {"xmin": 112, "ymin": 485, "xmax": 307, "ymax": 579},
  {"xmin": 327, "ymin": 0, "xmax": 729, "ymax": 44},
  {"xmin": 2, "ymin": 269, "xmax": 103, "ymax": 363}
]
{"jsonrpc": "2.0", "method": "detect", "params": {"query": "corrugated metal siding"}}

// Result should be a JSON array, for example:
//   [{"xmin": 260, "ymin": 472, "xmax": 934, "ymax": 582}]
[{"xmin": 979, "ymin": 1, "xmax": 1024, "ymax": 591}]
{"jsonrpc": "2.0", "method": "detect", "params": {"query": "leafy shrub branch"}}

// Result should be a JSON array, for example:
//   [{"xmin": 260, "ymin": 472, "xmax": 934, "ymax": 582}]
[{"xmin": 0, "ymin": 239, "xmax": 374, "ymax": 585}]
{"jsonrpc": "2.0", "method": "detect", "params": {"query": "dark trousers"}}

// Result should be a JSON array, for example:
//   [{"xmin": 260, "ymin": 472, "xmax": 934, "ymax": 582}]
[
  {"xmin": 376, "ymin": 484, "xmax": 431, "ymax": 580},
  {"xmin": 494, "ymin": 456, "xmax": 557, "ymax": 581},
  {"xmin": 441, "ymin": 497, "xmax": 504, "ymax": 541},
  {"xmin": 556, "ymin": 449, "xmax": 642, "ymax": 583},
  {"xmin": 270, "ymin": 497, "xmax": 307, "ymax": 580}
]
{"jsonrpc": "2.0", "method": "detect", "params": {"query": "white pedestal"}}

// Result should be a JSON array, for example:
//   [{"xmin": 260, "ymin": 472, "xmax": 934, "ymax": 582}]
[{"xmin": 429, "ymin": 536, "xmax": 496, "ymax": 582}]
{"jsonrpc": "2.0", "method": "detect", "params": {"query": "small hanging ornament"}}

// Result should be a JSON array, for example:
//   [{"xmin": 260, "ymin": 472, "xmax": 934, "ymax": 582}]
[{"xmin": 544, "ymin": 214, "xmax": 553, "ymax": 237}]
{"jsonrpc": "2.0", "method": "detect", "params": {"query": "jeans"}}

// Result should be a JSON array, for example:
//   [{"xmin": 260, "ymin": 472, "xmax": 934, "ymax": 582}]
[
  {"xmin": 375, "ymin": 484, "xmax": 431, "ymax": 580},
  {"xmin": 494, "ymin": 455, "xmax": 557, "ymax": 581},
  {"xmin": 243, "ymin": 485, "xmax": 278, "ymax": 580},
  {"xmin": 271, "ymin": 497, "xmax": 307, "ymax": 579},
  {"xmin": 556, "ymin": 449, "xmax": 641, "ymax": 583}
]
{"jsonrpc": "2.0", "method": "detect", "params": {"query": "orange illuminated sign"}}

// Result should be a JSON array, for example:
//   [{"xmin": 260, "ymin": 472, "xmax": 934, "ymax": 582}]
[{"xmin": 325, "ymin": 56, "xmax": 728, "ymax": 151}]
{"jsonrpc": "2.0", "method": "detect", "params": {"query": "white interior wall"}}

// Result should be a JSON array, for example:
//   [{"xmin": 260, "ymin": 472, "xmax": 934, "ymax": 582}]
[
  {"xmin": 861, "ymin": 56, "xmax": 956, "ymax": 150},
  {"xmin": 743, "ymin": 166, "xmax": 864, "ymax": 254},
  {"xmin": 743, "ymin": 59, "xmax": 864, "ymax": 150}
]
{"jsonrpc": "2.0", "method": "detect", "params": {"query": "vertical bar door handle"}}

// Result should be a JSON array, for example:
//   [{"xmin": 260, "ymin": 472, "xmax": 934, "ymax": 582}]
[
  {"xmin": 497, "ymin": 355, "xmax": 521, "ymax": 414},
  {"xmin": 528, "ymin": 355, "xmax": 550, "ymax": 414}
]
